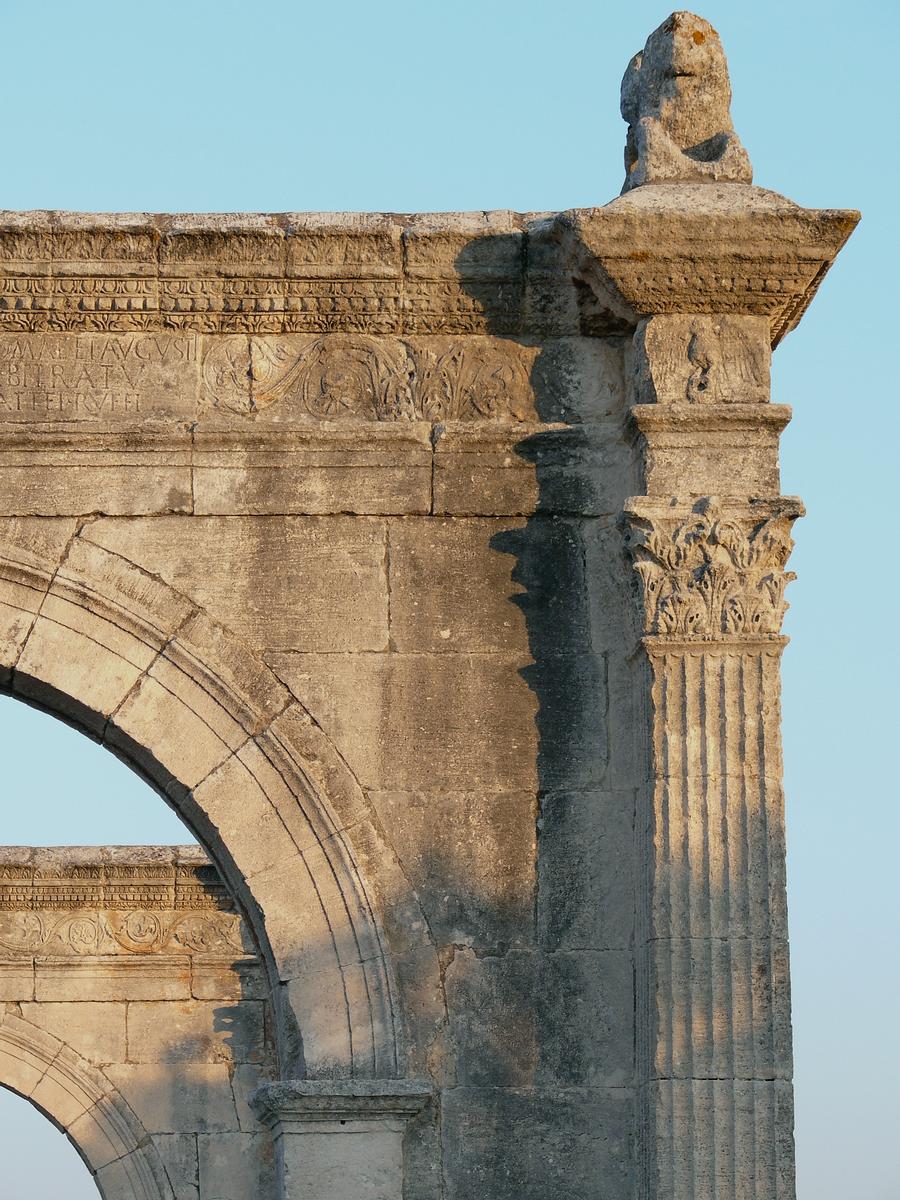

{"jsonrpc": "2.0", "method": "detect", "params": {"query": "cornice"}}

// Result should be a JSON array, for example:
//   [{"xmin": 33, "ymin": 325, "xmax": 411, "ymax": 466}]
[
  {"xmin": 629, "ymin": 402, "xmax": 792, "ymax": 436},
  {"xmin": 0, "ymin": 193, "xmax": 858, "ymax": 343},
  {"xmin": 0, "ymin": 210, "xmax": 585, "ymax": 338},
  {"xmin": 0, "ymin": 845, "xmax": 230, "ymax": 910},
  {"xmin": 560, "ymin": 183, "xmax": 859, "ymax": 346}
]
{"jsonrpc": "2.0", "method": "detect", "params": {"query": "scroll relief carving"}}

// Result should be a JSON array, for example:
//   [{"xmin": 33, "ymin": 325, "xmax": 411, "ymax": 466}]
[
  {"xmin": 202, "ymin": 334, "xmax": 535, "ymax": 421},
  {"xmin": 0, "ymin": 908, "xmax": 245, "ymax": 957},
  {"xmin": 626, "ymin": 499, "xmax": 801, "ymax": 638},
  {"xmin": 0, "ymin": 857, "xmax": 249, "ymax": 958}
]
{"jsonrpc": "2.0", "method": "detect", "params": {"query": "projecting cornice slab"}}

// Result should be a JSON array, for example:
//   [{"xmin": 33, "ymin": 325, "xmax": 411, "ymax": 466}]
[{"xmin": 560, "ymin": 183, "xmax": 859, "ymax": 345}]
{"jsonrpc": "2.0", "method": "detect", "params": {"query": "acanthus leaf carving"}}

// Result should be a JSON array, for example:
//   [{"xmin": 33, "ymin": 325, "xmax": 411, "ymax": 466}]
[
  {"xmin": 625, "ymin": 498, "xmax": 801, "ymax": 639},
  {"xmin": 201, "ymin": 334, "xmax": 533, "ymax": 422}
]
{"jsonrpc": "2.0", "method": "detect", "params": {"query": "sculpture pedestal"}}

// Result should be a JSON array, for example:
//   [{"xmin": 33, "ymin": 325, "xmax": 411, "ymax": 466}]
[{"xmin": 251, "ymin": 1080, "xmax": 431, "ymax": 1200}]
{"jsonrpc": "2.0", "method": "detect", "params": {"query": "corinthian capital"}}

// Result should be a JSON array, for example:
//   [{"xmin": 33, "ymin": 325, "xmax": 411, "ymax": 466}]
[{"xmin": 624, "ymin": 496, "xmax": 804, "ymax": 640}]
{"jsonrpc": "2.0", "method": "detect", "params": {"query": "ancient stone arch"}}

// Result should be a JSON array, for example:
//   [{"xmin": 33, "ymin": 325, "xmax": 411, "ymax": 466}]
[
  {"xmin": 0, "ymin": 1011, "xmax": 172, "ymax": 1199},
  {"xmin": 0, "ymin": 13, "xmax": 858, "ymax": 1200},
  {"xmin": 0, "ymin": 526, "xmax": 405, "ymax": 1081}
]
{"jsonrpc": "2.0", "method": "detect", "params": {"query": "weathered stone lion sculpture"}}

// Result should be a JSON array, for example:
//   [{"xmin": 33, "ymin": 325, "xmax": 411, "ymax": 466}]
[{"xmin": 621, "ymin": 11, "xmax": 753, "ymax": 191}]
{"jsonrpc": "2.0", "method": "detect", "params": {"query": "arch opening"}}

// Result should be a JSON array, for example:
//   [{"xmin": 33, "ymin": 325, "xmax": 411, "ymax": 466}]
[
  {"xmin": 0, "ymin": 1085, "xmax": 100, "ymax": 1200},
  {"xmin": 0, "ymin": 1018, "xmax": 171, "ymax": 1200},
  {"xmin": 0, "ymin": 524, "xmax": 402, "ymax": 1079}
]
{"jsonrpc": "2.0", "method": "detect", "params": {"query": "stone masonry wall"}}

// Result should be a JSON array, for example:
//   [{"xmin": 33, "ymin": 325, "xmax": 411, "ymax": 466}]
[{"xmin": 0, "ymin": 847, "xmax": 275, "ymax": 1199}]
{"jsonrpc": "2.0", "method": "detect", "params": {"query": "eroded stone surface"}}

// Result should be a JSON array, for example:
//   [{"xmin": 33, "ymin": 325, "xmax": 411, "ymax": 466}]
[{"xmin": 621, "ymin": 12, "xmax": 752, "ymax": 191}]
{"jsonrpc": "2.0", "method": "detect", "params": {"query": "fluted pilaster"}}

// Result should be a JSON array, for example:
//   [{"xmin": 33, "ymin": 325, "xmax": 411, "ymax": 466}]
[{"xmin": 627, "ymin": 501, "xmax": 800, "ymax": 1199}]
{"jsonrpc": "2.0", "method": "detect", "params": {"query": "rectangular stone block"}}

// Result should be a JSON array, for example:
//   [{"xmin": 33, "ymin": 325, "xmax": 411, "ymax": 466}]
[
  {"xmin": 0, "ymin": 959, "xmax": 34, "ymax": 1000},
  {"xmin": 538, "ymin": 789, "xmax": 636, "ymax": 952},
  {"xmin": 34, "ymin": 956, "xmax": 192, "ymax": 1002},
  {"xmin": 0, "ymin": 332, "xmax": 199, "ymax": 423},
  {"xmin": 272, "ymin": 646, "xmax": 610, "ymax": 793},
  {"xmin": 105, "ymin": 1062, "xmax": 241, "ymax": 1134},
  {"xmin": 369, "ymin": 791, "xmax": 536, "ymax": 951},
  {"xmin": 388, "ymin": 517, "xmax": 528, "ymax": 653},
  {"xmin": 192, "ymin": 425, "xmax": 432, "ymax": 515},
  {"xmin": 441, "ymin": 948, "xmax": 633, "ymax": 1088},
  {"xmin": 88, "ymin": 515, "xmax": 389, "ymax": 652},
  {"xmin": 0, "ymin": 429, "xmax": 193, "ymax": 515},
  {"xmin": 634, "ymin": 405, "xmax": 788, "ymax": 497},
  {"xmin": 190, "ymin": 957, "xmax": 268, "ymax": 1001},
  {"xmin": 21, "ymin": 1000, "xmax": 126, "ymax": 1063},
  {"xmin": 269, "ymin": 651, "xmax": 540, "ymax": 792},
  {"xmin": 441, "ymin": 1086, "xmax": 634, "ymax": 1200},
  {"xmin": 126, "ymin": 999, "xmax": 265, "ymax": 1064},
  {"xmin": 153, "ymin": 1134, "xmax": 199, "ymax": 1200},
  {"xmin": 433, "ymin": 422, "xmax": 636, "ymax": 517},
  {"xmin": 198, "ymin": 1132, "xmax": 276, "ymax": 1200}
]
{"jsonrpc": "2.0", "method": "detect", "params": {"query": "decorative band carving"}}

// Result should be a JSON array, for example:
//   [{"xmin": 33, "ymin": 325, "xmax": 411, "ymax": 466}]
[
  {"xmin": 0, "ymin": 850, "xmax": 251, "ymax": 958},
  {"xmin": 202, "ymin": 334, "xmax": 535, "ymax": 421},
  {"xmin": 0, "ymin": 908, "xmax": 246, "ymax": 957}
]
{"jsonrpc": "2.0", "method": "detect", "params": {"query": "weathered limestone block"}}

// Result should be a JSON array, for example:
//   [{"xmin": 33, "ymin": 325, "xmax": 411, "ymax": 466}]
[
  {"xmin": 126, "ymin": 1000, "xmax": 266, "ymax": 1065},
  {"xmin": 106, "ymin": 1063, "xmax": 243, "ymax": 1134},
  {"xmin": 197, "ymin": 1132, "xmax": 277, "ymax": 1200},
  {"xmin": 630, "ymin": 315, "xmax": 771, "ymax": 406},
  {"xmin": 439, "ymin": 947, "xmax": 632, "ymax": 1088},
  {"xmin": 441, "ymin": 1086, "xmax": 633, "ymax": 1200},
  {"xmin": 192, "ymin": 424, "xmax": 434, "ymax": 516},
  {"xmin": 368, "ymin": 790, "xmax": 537, "ymax": 952},
  {"xmin": 537, "ymin": 788, "xmax": 636, "ymax": 953},
  {"xmin": 86, "ymin": 515, "xmax": 390, "ymax": 652},
  {"xmin": 20, "ymin": 1000, "xmax": 127, "ymax": 1062}
]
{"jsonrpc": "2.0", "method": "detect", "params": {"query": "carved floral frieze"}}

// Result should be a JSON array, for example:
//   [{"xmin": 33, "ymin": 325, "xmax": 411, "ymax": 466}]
[
  {"xmin": 0, "ymin": 853, "xmax": 251, "ymax": 958},
  {"xmin": 0, "ymin": 908, "xmax": 246, "ymax": 957},
  {"xmin": 202, "ymin": 334, "xmax": 536, "ymax": 422},
  {"xmin": 625, "ymin": 498, "xmax": 802, "ymax": 638}
]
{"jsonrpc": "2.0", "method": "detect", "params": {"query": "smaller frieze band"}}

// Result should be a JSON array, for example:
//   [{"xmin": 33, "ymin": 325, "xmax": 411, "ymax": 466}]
[
  {"xmin": 624, "ymin": 496, "xmax": 803, "ymax": 639},
  {"xmin": 0, "ymin": 847, "xmax": 251, "ymax": 958}
]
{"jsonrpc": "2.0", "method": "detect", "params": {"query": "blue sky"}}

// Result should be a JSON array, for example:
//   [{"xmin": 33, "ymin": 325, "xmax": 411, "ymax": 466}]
[{"xmin": 0, "ymin": 2, "xmax": 896, "ymax": 1197}]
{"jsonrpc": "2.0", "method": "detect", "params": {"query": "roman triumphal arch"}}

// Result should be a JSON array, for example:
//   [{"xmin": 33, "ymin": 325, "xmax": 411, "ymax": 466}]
[{"xmin": 0, "ymin": 13, "xmax": 857, "ymax": 1199}]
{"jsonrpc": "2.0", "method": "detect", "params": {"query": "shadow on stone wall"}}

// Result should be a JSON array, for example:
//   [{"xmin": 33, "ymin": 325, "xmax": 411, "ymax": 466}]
[{"xmin": 401, "ymin": 231, "xmax": 645, "ymax": 1198}]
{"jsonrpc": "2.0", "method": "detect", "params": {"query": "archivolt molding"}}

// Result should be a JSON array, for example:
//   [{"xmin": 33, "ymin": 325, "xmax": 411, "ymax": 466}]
[
  {"xmin": 0, "ymin": 525, "xmax": 403, "ymax": 1079},
  {"xmin": 0, "ymin": 1010, "xmax": 172, "ymax": 1200}
]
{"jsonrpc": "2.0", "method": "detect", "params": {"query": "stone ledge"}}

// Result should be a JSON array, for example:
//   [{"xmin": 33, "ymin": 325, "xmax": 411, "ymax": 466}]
[
  {"xmin": 250, "ymin": 1078, "xmax": 432, "ymax": 1125},
  {"xmin": 561, "ymin": 183, "xmax": 859, "ymax": 345}
]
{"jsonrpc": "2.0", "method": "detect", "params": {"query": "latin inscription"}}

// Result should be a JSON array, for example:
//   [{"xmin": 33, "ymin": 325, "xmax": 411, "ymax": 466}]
[{"xmin": 0, "ymin": 333, "xmax": 198, "ymax": 420}]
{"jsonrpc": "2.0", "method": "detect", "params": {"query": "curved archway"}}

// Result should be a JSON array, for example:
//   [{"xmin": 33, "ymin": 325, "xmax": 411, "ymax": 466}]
[
  {"xmin": 0, "ymin": 521, "xmax": 401, "ymax": 1079},
  {"xmin": 0, "ymin": 1011, "xmax": 171, "ymax": 1199}
]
